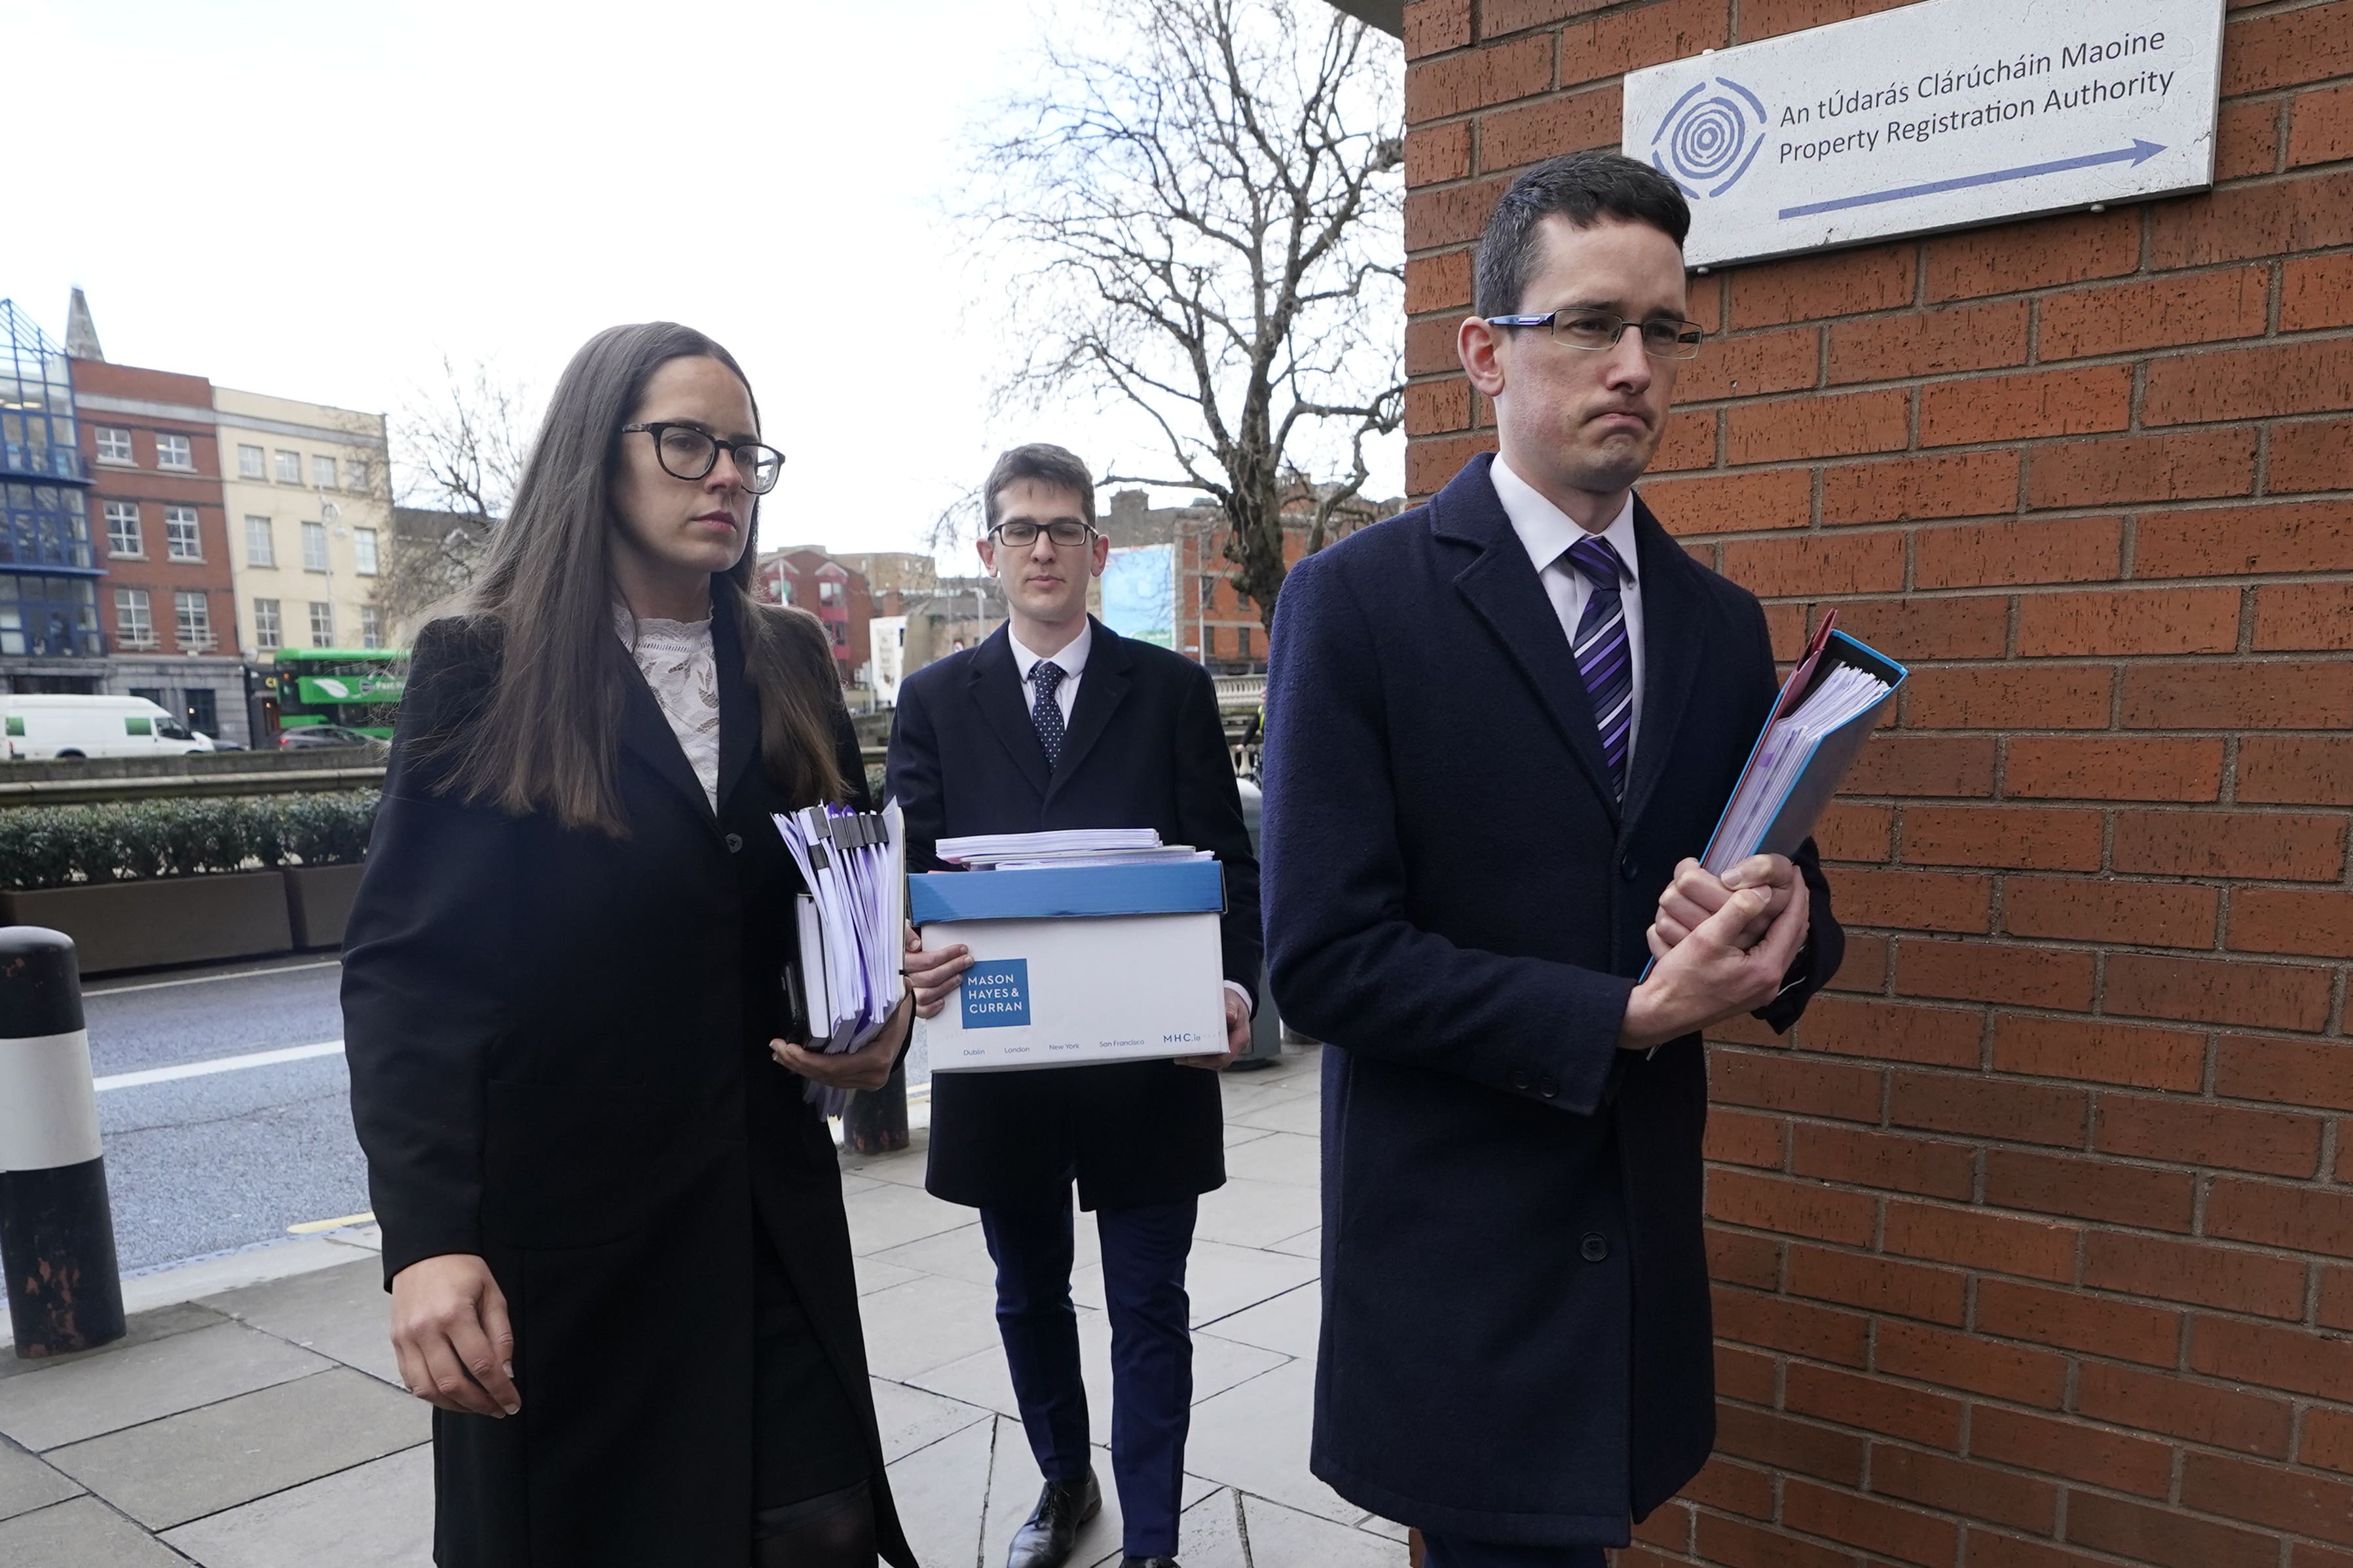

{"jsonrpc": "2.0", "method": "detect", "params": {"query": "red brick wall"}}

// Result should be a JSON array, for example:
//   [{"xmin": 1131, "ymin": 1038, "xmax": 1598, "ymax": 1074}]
[
  {"xmin": 1399, "ymin": 2, "xmax": 2353, "ymax": 1565},
  {"xmin": 74, "ymin": 361, "xmax": 233, "ymax": 656}
]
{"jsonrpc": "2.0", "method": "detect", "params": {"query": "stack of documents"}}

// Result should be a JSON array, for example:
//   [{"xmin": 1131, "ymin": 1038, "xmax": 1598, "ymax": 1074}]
[
  {"xmin": 775, "ymin": 802, "xmax": 907, "ymax": 1108},
  {"xmin": 937, "ymin": 828, "xmax": 1164, "ymax": 865},
  {"xmin": 1697, "ymin": 619, "xmax": 1908, "ymax": 876}
]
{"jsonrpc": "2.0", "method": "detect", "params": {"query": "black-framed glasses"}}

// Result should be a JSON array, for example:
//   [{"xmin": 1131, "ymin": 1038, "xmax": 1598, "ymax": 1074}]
[
  {"xmin": 622, "ymin": 423, "xmax": 785, "ymax": 494},
  {"xmin": 989, "ymin": 519, "xmax": 1098, "ymax": 548},
  {"xmin": 1485, "ymin": 309, "xmax": 1706, "ymax": 360}
]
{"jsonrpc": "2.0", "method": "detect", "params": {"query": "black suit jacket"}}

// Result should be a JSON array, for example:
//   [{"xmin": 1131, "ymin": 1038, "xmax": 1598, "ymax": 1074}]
[
  {"xmin": 1261, "ymin": 454, "xmax": 1842, "ymax": 1547},
  {"xmin": 887, "ymin": 618, "xmax": 1261, "ymax": 1211},
  {"xmin": 342, "ymin": 596, "xmax": 913, "ymax": 1568}
]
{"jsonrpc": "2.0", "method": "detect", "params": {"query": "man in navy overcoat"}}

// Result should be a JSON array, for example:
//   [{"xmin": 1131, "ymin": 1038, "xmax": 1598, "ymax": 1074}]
[{"xmin": 1260, "ymin": 152, "xmax": 1845, "ymax": 1567}]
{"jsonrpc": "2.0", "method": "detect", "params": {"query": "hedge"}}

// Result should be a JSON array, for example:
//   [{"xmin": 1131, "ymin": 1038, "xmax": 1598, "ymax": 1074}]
[{"xmin": 0, "ymin": 792, "xmax": 380, "ymax": 891}]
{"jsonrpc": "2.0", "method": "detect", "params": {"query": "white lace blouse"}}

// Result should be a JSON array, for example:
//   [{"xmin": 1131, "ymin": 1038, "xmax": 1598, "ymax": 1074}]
[{"xmin": 614, "ymin": 608, "xmax": 721, "ymax": 812}]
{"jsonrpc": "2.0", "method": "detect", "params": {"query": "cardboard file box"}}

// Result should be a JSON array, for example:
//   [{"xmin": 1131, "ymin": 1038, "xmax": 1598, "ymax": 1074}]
[{"xmin": 912, "ymin": 860, "xmax": 1228, "ymax": 1072}]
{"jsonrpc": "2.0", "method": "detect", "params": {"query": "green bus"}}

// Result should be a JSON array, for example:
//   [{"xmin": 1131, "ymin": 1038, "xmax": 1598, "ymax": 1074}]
[{"xmin": 259, "ymin": 647, "xmax": 405, "ymax": 739}]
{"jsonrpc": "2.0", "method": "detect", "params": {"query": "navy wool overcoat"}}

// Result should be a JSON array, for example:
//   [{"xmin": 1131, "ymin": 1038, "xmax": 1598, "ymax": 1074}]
[{"xmin": 1260, "ymin": 454, "xmax": 1843, "ymax": 1548}]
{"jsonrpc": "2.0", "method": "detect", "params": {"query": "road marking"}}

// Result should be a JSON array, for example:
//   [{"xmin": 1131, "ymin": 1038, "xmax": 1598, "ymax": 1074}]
[
  {"xmin": 94, "ymin": 1040, "xmax": 345, "ymax": 1092},
  {"xmin": 86, "ymin": 959, "xmax": 339, "ymax": 998},
  {"xmin": 288, "ymin": 1211, "xmax": 374, "ymax": 1234}
]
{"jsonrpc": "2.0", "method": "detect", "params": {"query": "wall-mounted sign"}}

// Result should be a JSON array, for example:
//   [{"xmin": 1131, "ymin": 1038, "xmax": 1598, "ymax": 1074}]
[{"xmin": 1621, "ymin": 0, "xmax": 2225, "ymax": 269}]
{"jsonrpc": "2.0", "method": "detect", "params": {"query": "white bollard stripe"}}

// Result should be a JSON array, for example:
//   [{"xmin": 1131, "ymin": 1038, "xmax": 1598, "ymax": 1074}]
[{"xmin": 0, "ymin": 1029, "xmax": 103, "ymax": 1173}]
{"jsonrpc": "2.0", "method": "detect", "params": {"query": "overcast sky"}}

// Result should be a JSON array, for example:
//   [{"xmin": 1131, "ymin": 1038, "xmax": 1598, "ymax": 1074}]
[{"xmin": 3, "ymin": 0, "xmax": 1405, "ymax": 566}]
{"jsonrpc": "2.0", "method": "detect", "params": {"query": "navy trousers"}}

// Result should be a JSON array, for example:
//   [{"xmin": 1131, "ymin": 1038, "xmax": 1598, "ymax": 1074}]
[
  {"xmin": 980, "ymin": 1190, "xmax": 1197, "ymax": 1559},
  {"xmin": 1422, "ymin": 1535, "xmax": 1609, "ymax": 1567}
]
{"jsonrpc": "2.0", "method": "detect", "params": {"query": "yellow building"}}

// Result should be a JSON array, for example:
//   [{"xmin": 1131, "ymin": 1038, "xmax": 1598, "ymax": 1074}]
[{"xmin": 211, "ymin": 387, "xmax": 392, "ymax": 661}]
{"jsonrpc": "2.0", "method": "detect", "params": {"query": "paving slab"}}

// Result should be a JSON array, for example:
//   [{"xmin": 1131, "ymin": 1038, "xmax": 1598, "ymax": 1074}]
[
  {"xmin": 841, "ymin": 1144, "xmax": 933, "ymax": 1191},
  {"xmin": 1226, "ymin": 1091, "xmax": 1325, "ymax": 1137},
  {"xmin": 1265, "ymin": 1224, "xmax": 1322, "ymax": 1260},
  {"xmin": 882, "ymin": 1402, "xmax": 995, "ymax": 1568},
  {"xmin": 1223, "ymin": 1122, "xmax": 1277, "ymax": 1148},
  {"xmin": 0, "ymin": 1495, "xmax": 191, "ymax": 1566},
  {"xmin": 1161, "ymin": 1485, "xmax": 1251, "ymax": 1568},
  {"xmin": 0, "ymin": 1437, "xmax": 80, "ymax": 1520},
  {"xmin": 872, "ymin": 1211, "xmax": 1105, "ymax": 1288},
  {"xmin": 0, "ymin": 1321, "xmax": 329, "ymax": 1451},
  {"xmin": 1220, "ymin": 1130, "xmax": 1322, "ymax": 1188},
  {"xmin": 47, "ymin": 1366, "xmax": 428, "ymax": 1531},
  {"xmin": 1184, "ymin": 1358, "xmax": 1359, "ymax": 1523},
  {"xmin": 0, "ymin": 1300, "xmax": 226, "ymax": 1381},
  {"xmin": 842, "ymin": 1177, "xmax": 974, "ymax": 1256},
  {"xmin": 1200, "ymin": 1281, "xmax": 1322, "ymax": 1359},
  {"xmin": 1070, "ymin": 1236, "xmax": 1318, "ymax": 1328},
  {"xmin": 978, "ymin": 1416, "xmax": 1217, "ymax": 1568},
  {"xmin": 911, "ymin": 1311, "xmax": 1288, "ymax": 1446},
  {"xmin": 159, "ymin": 1442, "xmax": 432, "ymax": 1568},
  {"xmin": 857, "ymin": 1271, "xmax": 1009, "ymax": 1379},
  {"xmin": 853, "ymin": 1255, "xmax": 928, "ymax": 1298},
  {"xmin": 870, "ymin": 1376, "xmax": 992, "ymax": 1463},
  {"xmin": 1193, "ymin": 1176, "xmax": 1322, "ymax": 1250},
  {"xmin": 199, "ymin": 1257, "xmax": 400, "ymax": 1385},
  {"xmin": 1242, "ymin": 1491, "xmax": 1407, "ymax": 1566}
]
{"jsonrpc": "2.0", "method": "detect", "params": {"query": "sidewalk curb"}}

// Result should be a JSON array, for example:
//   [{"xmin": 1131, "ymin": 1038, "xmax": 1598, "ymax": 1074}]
[{"xmin": 0, "ymin": 1226, "xmax": 380, "ymax": 1355}]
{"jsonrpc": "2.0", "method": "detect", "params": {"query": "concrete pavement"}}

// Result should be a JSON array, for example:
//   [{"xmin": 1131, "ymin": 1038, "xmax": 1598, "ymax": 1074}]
[{"xmin": 0, "ymin": 1044, "xmax": 1409, "ymax": 1566}]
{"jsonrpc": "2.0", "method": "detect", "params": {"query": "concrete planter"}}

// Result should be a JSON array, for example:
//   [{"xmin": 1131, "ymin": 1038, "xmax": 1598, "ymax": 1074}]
[
  {"xmin": 1, "ymin": 871, "xmax": 294, "ymax": 976},
  {"xmin": 284, "ymin": 864, "xmax": 366, "ymax": 951}
]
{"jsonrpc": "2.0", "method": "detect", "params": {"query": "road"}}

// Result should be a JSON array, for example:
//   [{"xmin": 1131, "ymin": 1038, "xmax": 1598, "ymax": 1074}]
[
  {"xmin": 82, "ymin": 957, "xmax": 935, "ymax": 1277},
  {"xmin": 84, "ymin": 957, "xmax": 368, "ymax": 1275}
]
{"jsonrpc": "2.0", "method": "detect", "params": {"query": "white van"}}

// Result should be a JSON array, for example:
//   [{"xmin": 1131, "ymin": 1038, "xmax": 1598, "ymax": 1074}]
[{"xmin": 2, "ymin": 695, "xmax": 217, "ymax": 760}]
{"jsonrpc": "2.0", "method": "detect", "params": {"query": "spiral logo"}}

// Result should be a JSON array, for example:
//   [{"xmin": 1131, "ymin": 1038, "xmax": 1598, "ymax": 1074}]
[{"xmin": 1650, "ymin": 77, "xmax": 1769, "ymax": 200}]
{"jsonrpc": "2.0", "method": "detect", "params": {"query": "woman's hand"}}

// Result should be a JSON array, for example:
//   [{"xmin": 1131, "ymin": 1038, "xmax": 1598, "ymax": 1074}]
[
  {"xmin": 904, "ymin": 920, "xmax": 972, "ymax": 1019},
  {"xmin": 390, "ymin": 1254, "xmax": 519, "ymax": 1417},
  {"xmin": 770, "ymin": 991, "xmax": 912, "ymax": 1093}
]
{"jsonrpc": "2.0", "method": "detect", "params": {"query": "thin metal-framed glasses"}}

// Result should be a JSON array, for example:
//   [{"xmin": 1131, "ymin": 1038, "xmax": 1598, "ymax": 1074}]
[
  {"xmin": 1485, "ymin": 309, "xmax": 1707, "ymax": 361},
  {"xmin": 989, "ymin": 520, "xmax": 1098, "ymax": 548},
  {"xmin": 622, "ymin": 423, "xmax": 785, "ymax": 494}
]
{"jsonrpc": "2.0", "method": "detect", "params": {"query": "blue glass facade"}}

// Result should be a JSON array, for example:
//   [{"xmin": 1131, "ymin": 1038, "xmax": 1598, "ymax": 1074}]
[{"xmin": 0, "ymin": 299, "xmax": 102, "ymax": 659}]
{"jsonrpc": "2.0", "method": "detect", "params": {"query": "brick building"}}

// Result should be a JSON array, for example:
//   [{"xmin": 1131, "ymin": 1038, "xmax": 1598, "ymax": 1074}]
[
  {"xmin": 755, "ymin": 547, "xmax": 874, "ymax": 687},
  {"xmin": 1394, "ymin": 1, "xmax": 2353, "ymax": 1565},
  {"xmin": 74, "ymin": 356, "xmax": 247, "ymax": 742}
]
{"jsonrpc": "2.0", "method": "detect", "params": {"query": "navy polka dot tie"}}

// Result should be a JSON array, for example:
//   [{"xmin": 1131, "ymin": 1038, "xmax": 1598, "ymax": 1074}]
[{"xmin": 1030, "ymin": 661, "xmax": 1067, "ymax": 771}]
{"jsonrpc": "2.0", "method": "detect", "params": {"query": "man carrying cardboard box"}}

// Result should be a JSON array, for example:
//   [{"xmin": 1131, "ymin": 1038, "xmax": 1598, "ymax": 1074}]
[{"xmin": 889, "ymin": 443, "xmax": 1261, "ymax": 1568}]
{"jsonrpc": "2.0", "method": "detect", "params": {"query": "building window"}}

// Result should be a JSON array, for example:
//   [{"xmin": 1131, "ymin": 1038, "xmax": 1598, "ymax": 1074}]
[
  {"xmin": 312, "ymin": 454, "xmax": 338, "ymax": 490},
  {"xmin": 345, "ymin": 458, "xmax": 369, "ymax": 492},
  {"xmin": 238, "ymin": 443, "xmax": 265, "ymax": 479},
  {"xmin": 360, "ymin": 604, "xmax": 383, "ymax": 649},
  {"xmin": 173, "ymin": 590, "xmax": 213, "ymax": 650},
  {"xmin": 1240, "ymin": 625, "xmax": 1255, "ymax": 661},
  {"xmin": 156, "ymin": 433, "xmax": 194, "ymax": 472},
  {"xmin": 308, "ymin": 601, "xmax": 334, "ymax": 646},
  {"xmin": 254, "ymin": 597, "xmax": 282, "ymax": 651},
  {"xmin": 0, "ymin": 573, "xmax": 102, "ymax": 657},
  {"xmin": 819, "ymin": 579, "xmax": 843, "ymax": 606},
  {"xmin": 830, "ymin": 621, "xmax": 847, "ymax": 647},
  {"xmin": 185, "ymin": 687, "xmax": 218, "ymax": 737},
  {"xmin": 116, "ymin": 588, "xmax": 155, "ymax": 648},
  {"xmin": 274, "ymin": 450, "xmax": 301, "ymax": 484},
  {"xmin": 246, "ymin": 515, "xmax": 275, "ymax": 567},
  {"xmin": 353, "ymin": 527, "xmax": 379, "ymax": 575},
  {"xmin": 95, "ymin": 427, "xmax": 134, "ymax": 464},
  {"xmin": 302, "ymin": 520, "xmax": 329, "ymax": 572},
  {"xmin": 164, "ymin": 505, "xmax": 202, "ymax": 561},
  {"xmin": 104, "ymin": 501, "xmax": 143, "ymax": 557}
]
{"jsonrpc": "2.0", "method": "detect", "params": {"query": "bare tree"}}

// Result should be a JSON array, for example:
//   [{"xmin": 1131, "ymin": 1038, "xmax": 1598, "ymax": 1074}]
[
  {"xmin": 379, "ymin": 357, "xmax": 532, "ymax": 629},
  {"xmin": 967, "ymin": 0, "xmax": 1403, "ymax": 629}
]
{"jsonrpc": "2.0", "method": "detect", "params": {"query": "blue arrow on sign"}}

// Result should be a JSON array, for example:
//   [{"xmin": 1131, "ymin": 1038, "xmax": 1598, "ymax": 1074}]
[{"xmin": 1778, "ymin": 139, "xmax": 2167, "ymax": 221}]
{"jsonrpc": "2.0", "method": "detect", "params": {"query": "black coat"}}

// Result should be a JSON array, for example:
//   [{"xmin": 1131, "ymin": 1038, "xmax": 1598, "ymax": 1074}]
[
  {"xmin": 1260, "ymin": 455, "xmax": 1843, "ymax": 1548},
  {"xmin": 887, "ymin": 619, "xmax": 1261, "ymax": 1211},
  {"xmin": 342, "ymin": 597, "xmax": 915, "ymax": 1568}
]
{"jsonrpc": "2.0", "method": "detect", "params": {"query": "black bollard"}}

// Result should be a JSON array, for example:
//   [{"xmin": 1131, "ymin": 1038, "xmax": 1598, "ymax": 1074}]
[
  {"xmin": 843, "ymin": 1056, "xmax": 910, "ymax": 1155},
  {"xmin": 0, "ymin": 927, "xmax": 124, "ymax": 1357}
]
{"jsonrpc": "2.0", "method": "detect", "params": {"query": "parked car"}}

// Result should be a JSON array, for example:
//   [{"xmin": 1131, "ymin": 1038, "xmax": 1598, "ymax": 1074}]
[
  {"xmin": 2, "ymin": 695, "xmax": 217, "ymax": 760},
  {"xmin": 276, "ymin": 725, "xmax": 382, "ymax": 750}
]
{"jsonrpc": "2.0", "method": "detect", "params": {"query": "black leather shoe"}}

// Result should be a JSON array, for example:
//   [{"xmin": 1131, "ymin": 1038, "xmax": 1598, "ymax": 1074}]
[{"xmin": 1005, "ymin": 1470, "xmax": 1101, "ymax": 1568}]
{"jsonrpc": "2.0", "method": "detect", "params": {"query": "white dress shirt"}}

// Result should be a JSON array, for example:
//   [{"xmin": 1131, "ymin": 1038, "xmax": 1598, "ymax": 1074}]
[
  {"xmin": 1491, "ymin": 456, "xmax": 1647, "ymax": 774},
  {"xmin": 1005, "ymin": 617, "xmax": 1251, "ymax": 1023},
  {"xmin": 1008, "ymin": 619, "xmax": 1091, "ymax": 723}
]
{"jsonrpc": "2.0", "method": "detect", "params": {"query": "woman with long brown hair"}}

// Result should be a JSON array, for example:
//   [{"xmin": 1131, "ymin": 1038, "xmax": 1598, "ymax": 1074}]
[{"xmin": 342, "ymin": 321, "xmax": 916, "ymax": 1568}]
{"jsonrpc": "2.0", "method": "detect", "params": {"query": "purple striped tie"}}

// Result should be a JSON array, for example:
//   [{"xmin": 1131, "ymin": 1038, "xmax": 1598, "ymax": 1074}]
[{"xmin": 1566, "ymin": 536, "xmax": 1631, "ymax": 799}]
